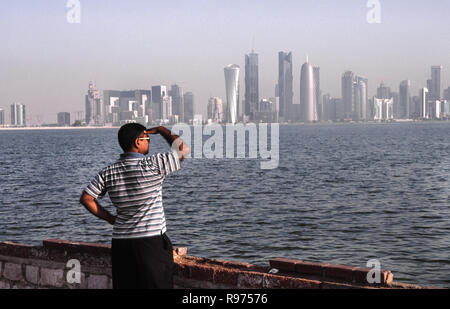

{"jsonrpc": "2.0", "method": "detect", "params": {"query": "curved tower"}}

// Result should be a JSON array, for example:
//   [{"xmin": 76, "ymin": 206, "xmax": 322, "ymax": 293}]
[
  {"xmin": 224, "ymin": 64, "xmax": 240, "ymax": 124},
  {"xmin": 300, "ymin": 59, "xmax": 316, "ymax": 122}
]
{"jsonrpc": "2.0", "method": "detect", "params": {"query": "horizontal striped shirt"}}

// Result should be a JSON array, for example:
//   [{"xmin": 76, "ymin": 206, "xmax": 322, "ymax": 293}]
[{"xmin": 84, "ymin": 151, "xmax": 181, "ymax": 239}]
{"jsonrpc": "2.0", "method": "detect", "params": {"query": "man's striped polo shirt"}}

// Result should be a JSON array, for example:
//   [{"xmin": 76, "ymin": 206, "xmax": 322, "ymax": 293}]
[{"xmin": 84, "ymin": 151, "xmax": 181, "ymax": 239}]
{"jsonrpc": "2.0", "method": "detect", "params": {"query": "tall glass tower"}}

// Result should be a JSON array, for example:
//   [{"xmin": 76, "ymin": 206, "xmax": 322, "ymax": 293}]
[
  {"xmin": 278, "ymin": 52, "xmax": 293, "ymax": 121},
  {"xmin": 224, "ymin": 64, "xmax": 240, "ymax": 124},
  {"xmin": 399, "ymin": 80, "xmax": 411, "ymax": 119},
  {"xmin": 183, "ymin": 92, "xmax": 194, "ymax": 124},
  {"xmin": 85, "ymin": 81, "xmax": 102, "ymax": 125},
  {"xmin": 0, "ymin": 108, "xmax": 4, "ymax": 125},
  {"xmin": 169, "ymin": 84, "xmax": 184, "ymax": 122},
  {"xmin": 342, "ymin": 71, "xmax": 355, "ymax": 120},
  {"xmin": 245, "ymin": 52, "xmax": 259, "ymax": 120},
  {"xmin": 431, "ymin": 66, "xmax": 442, "ymax": 101},
  {"xmin": 313, "ymin": 67, "xmax": 321, "ymax": 121},
  {"xmin": 420, "ymin": 88, "xmax": 429, "ymax": 118}
]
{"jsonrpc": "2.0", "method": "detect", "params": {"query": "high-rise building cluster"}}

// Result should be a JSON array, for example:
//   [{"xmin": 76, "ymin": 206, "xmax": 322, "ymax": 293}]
[
  {"xmin": 219, "ymin": 50, "xmax": 449, "ymax": 124},
  {"xmin": 322, "ymin": 65, "xmax": 448, "ymax": 122},
  {"xmin": 83, "ymin": 82, "xmax": 196, "ymax": 126},
  {"xmin": 1, "ymin": 58, "xmax": 447, "ymax": 128},
  {"xmin": 387, "ymin": 65, "xmax": 448, "ymax": 120},
  {"xmin": 77, "ymin": 51, "xmax": 448, "ymax": 126}
]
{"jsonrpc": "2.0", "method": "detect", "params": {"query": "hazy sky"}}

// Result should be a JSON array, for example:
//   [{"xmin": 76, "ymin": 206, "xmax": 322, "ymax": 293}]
[{"xmin": 1, "ymin": 0, "xmax": 449, "ymax": 124}]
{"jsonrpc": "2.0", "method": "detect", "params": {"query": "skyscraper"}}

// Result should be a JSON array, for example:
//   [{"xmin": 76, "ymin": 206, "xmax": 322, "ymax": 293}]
[
  {"xmin": 85, "ymin": 82, "xmax": 95, "ymax": 125},
  {"xmin": 313, "ymin": 67, "xmax": 322, "ymax": 121},
  {"xmin": 103, "ymin": 90, "xmax": 149, "ymax": 125},
  {"xmin": 322, "ymin": 94, "xmax": 331, "ymax": 121},
  {"xmin": 224, "ymin": 64, "xmax": 240, "ymax": 124},
  {"xmin": 427, "ymin": 79, "xmax": 433, "ymax": 97},
  {"xmin": 392, "ymin": 91, "xmax": 399, "ymax": 119},
  {"xmin": 300, "ymin": 58, "xmax": 316, "ymax": 122},
  {"xmin": 136, "ymin": 90, "xmax": 150, "ymax": 119},
  {"xmin": 341, "ymin": 71, "xmax": 367, "ymax": 120},
  {"xmin": 0, "ymin": 108, "xmax": 5, "ymax": 126},
  {"xmin": 10, "ymin": 103, "xmax": 26, "ymax": 126},
  {"xmin": 57, "ymin": 112, "xmax": 71, "ymax": 126},
  {"xmin": 399, "ymin": 80, "xmax": 411, "ymax": 119},
  {"xmin": 103, "ymin": 90, "xmax": 121, "ymax": 124},
  {"xmin": 169, "ymin": 84, "xmax": 184, "ymax": 123},
  {"xmin": 356, "ymin": 77, "xmax": 368, "ymax": 120},
  {"xmin": 444, "ymin": 87, "xmax": 450, "ymax": 101},
  {"xmin": 151, "ymin": 85, "xmax": 171, "ymax": 122},
  {"xmin": 411, "ymin": 96, "xmax": 421, "ymax": 119},
  {"xmin": 85, "ymin": 81, "xmax": 102, "ymax": 125},
  {"xmin": 431, "ymin": 66, "xmax": 442, "ymax": 101},
  {"xmin": 183, "ymin": 92, "xmax": 194, "ymax": 124},
  {"xmin": 420, "ymin": 88, "xmax": 429, "ymax": 118},
  {"xmin": 334, "ymin": 98, "xmax": 345, "ymax": 121},
  {"xmin": 245, "ymin": 51, "xmax": 259, "ymax": 120},
  {"xmin": 377, "ymin": 83, "xmax": 392, "ymax": 99},
  {"xmin": 341, "ymin": 71, "xmax": 355, "ymax": 120},
  {"xmin": 278, "ymin": 52, "xmax": 293, "ymax": 122},
  {"xmin": 207, "ymin": 97, "xmax": 224, "ymax": 123}
]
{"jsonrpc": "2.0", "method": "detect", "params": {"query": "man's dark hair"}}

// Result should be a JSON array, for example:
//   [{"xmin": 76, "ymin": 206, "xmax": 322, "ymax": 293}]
[{"xmin": 118, "ymin": 123, "xmax": 147, "ymax": 152}]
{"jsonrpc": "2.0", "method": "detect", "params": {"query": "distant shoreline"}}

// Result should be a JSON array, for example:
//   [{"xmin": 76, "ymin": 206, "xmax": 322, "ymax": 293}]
[
  {"xmin": 0, "ymin": 126, "xmax": 117, "ymax": 131},
  {"xmin": 1, "ymin": 120, "xmax": 450, "ymax": 130}
]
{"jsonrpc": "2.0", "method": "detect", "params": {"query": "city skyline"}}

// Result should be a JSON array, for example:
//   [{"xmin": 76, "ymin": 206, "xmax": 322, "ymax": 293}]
[
  {"xmin": 2, "ymin": 63, "xmax": 449, "ymax": 126},
  {"xmin": 2, "ymin": 60, "xmax": 449, "ymax": 126},
  {"xmin": 1, "ymin": 1, "xmax": 449, "ymax": 124}
]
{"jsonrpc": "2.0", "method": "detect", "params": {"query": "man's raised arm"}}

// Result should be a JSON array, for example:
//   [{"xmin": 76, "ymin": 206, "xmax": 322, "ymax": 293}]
[{"xmin": 146, "ymin": 126, "xmax": 190, "ymax": 161}]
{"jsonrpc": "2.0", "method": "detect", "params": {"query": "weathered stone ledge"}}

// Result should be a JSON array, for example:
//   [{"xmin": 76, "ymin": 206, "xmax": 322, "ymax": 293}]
[{"xmin": 0, "ymin": 239, "xmax": 434, "ymax": 289}]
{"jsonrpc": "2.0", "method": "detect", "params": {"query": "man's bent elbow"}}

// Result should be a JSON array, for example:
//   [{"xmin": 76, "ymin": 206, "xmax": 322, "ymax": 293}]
[{"xmin": 79, "ymin": 191, "xmax": 93, "ymax": 205}]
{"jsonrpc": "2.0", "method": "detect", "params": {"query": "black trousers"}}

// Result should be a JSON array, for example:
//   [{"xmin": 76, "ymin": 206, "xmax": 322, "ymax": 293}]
[{"xmin": 111, "ymin": 233, "xmax": 174, "ymax": 289}]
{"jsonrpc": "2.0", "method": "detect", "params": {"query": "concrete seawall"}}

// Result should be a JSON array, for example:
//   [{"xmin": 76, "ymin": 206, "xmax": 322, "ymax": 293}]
[{"xmin": 0, "ymin": 239, "xmax": 429, "ymax": 289}]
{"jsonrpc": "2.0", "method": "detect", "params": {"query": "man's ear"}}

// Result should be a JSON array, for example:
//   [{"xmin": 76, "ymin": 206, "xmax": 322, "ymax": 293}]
[{"xmin": 134, "ymin": 137, "xmax": 140, "ymax": 148}]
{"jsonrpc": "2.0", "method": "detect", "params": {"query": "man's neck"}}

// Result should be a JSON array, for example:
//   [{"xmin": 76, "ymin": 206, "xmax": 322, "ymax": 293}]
[{"xmin": 120, "ymin": 151, "xmax": 145, "ymax": 159}]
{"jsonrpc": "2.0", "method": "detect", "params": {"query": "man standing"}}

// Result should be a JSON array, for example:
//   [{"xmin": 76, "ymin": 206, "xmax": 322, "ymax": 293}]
[{"xmin": 80, "ymin": 123, "xmax": 190, "ymax": 289}]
